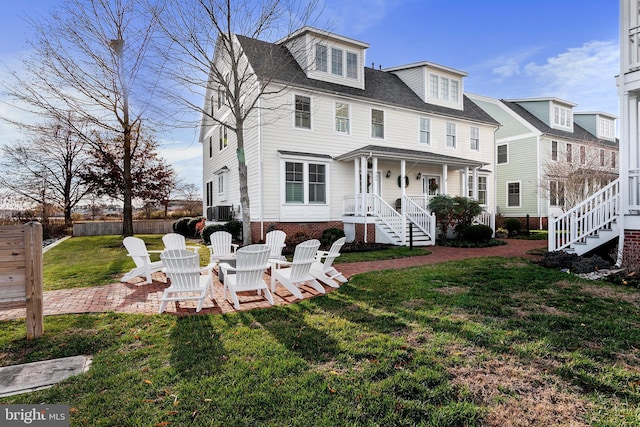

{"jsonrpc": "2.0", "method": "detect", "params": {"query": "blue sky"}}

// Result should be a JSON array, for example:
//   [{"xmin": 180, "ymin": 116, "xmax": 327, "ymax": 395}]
[{"xmin": 0, "ymin": 0, "xmax": 620, "ymax": 191}]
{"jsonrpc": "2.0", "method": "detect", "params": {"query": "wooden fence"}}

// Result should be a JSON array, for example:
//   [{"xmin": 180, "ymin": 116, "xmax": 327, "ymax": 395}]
[
  {"xmin": 73, "ymin": 220, "xmax": 174, "ymax": 236},
  {"xmin": 0, "ymin": 222, "xmax": 44, "ymax": 339}
]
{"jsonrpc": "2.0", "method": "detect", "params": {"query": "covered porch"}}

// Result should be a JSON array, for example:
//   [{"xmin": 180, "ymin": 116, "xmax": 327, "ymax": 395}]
[{"xmin": 335, "ymin": 145, "xmax": 490, "ymax": 246}]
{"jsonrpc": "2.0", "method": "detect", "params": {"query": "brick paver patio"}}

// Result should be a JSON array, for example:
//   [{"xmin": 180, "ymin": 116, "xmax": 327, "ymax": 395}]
[{"xmin": 0, "ymin": 240, "xmax": 545, "ymax": 320}]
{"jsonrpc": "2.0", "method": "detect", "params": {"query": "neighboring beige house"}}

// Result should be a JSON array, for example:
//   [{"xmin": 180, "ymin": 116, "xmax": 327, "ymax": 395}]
[
  {"xmin": 469, "ymin": 94, "xmax": 618, "ymax": 231},
  {"xmin": 201, "ymin": 26, "xmax": 500, "ymax": 245}
]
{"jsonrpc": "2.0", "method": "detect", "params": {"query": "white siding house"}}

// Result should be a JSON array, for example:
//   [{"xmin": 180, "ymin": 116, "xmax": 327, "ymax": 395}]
[{"xmin": 201, "ymin": 27, "xmax": 499, "ymax": 245}]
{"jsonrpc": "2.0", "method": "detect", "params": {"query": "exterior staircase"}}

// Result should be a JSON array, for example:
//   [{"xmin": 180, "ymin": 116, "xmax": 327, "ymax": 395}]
[{"xmin": 548, "ymin": 179, "xmax": 620, "ymax": 256}]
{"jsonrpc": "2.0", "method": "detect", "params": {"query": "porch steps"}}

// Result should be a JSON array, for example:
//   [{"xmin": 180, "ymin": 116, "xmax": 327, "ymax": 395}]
[
  {"xmin": 564, "ymin": 220, "xmax": 619, "ymax": 256},
  {"xmin": 375, "ymin": 218, "xmax": 432, "ymax": 247}
]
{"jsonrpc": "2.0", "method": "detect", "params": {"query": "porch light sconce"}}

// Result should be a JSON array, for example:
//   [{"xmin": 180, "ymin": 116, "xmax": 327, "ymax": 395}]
[
  {"xmin": 416, "ymin": 172, "xmax": 422, "ymax": 180},
  {"xmin": 386, "ymin": 170, "xmax": 391, "ymax": 178}
]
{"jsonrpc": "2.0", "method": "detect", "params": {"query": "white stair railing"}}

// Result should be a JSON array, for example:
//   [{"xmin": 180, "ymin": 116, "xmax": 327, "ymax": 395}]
[
  {"xmin": 403, "ymin": 196, "xmax": 436, "ymax": 241},
  {"xmin": 475, "ymin": 211, "xmax": 496, "ymax": 236},
  {"xmin": 371, "ymin": 194, "xmax": 404, "ymax": 242},
  {"xmin": 548, "ymin": 178, "xmax": 620, "ymax": 252}
]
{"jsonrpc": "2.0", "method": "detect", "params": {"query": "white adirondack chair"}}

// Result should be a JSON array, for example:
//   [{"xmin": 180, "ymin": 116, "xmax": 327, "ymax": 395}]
[
  {"xmin": 121, "ymin": 236, "xmax": 164, "ymax": 284},
  {"xmin": 207, "ymin": 231, "xmax": 238, "ymax": 264},
  {"xmin": 265, "ymin": 230, "xmax": 287, "ymax": 261},
  {"xmin": 310, "ymin": 237, "xmax": 347, "ymax": 288},
  {"xmin": 162, "ymin": 233, "xmax": 199, "ymax": 253},
  {"xmin": 159, "ymin": 249, "xmax": 215, "ymax": 313},
  {"xmin": 272, "ymin": 239, "xmax": 323, "ymax": 299},
  {"xmin": 218, "ymin": 244, "xmax": 273, "ymax": 310}
]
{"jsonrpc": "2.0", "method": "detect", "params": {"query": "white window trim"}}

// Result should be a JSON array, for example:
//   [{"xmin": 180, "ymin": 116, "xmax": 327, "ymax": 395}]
[
  {"xmin": 497, "ymin": 144, "xmax": 509, "ymax": 165},
  {"xmin": 334, "ymin": 101, "xmax": 351, "ymax": 135},
  {"xmin": 370, "ymin": 107, "xmax": 385, "ymax": 140},
  {"xmin": 446, "ymin": 122, "xmax": 456, "ymax": 149},
  {"xmin": 215, "ymin": 171, "xmax": 228, "ymax": 201},
  {"xmin": 551, "ymin": 140, "xmax": 558, "ymax": 162},
  {"xmin": 470, "ymin": 126, "xmax": 479, "ymax": 151},
  {"xmin": 293, "ymin": 93, "xmax": 313, "ymax": 131},
  {"xmin": 551, "ymin": 104, "xmax": 573, "ymax": 130},
  {"xmin": 419, "ymin": 117, "xmax": 431, "ymax": 145},
  {"xmin": 506, "ymin": 180, "xmax": 522, "ymax": 208},
  {"xmin": 346, "ymin": 51, "xmax": 358, "ymax": 80},
  {"xmin": 280, "ymin": 154, "xmax": 331, "ymax": 206}
]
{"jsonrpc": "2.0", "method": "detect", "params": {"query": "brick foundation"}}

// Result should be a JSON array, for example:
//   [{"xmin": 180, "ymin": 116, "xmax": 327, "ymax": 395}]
[
  {"xmin": 250, "ymin": 221, "xmax": 376, "ymax": 244},
  {"xmin": 623, "ymin": 230, "xmax": 640, "ymax": 270}
]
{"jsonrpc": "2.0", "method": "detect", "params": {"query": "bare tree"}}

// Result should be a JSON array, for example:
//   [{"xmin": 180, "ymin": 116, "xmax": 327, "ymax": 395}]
[
  {"xmin": 1, "ymin": 0, "xmax": 163, "ymax": 236},
  {"xmin": 540, "ymin": 143, "xmax": 618, "ymax": 211},
  {"xmin": 177, "ymin": 183, "xmax": 202, "ymax": 216},
  {"xmin": 0, "ymin": 116, "xmax": 95, "ymax": 226},
  {"xmin": 156, "ymin": 0, "xmax": 322, "ymax": 244}
]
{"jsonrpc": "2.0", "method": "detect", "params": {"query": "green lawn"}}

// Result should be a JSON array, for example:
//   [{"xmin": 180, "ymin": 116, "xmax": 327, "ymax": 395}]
[{"xmin": 3, "ymin": 250, "xmax": 640, "ymax": 426}]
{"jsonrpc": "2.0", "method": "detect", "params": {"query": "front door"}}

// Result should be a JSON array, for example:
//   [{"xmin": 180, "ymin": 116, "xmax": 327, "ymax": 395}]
[{"xmin": 423, "ymin": 176, "xmax": 440, "ymax": 196}]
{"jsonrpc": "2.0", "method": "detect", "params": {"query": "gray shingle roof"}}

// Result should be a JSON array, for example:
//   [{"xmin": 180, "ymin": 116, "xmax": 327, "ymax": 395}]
[
  {"xmin": 236, "ymin": 34, "xmax": 499, "ymax": 126},
  {"xmin": 501, "ymin": 100, "xmax": 618, "ymax": 148}
]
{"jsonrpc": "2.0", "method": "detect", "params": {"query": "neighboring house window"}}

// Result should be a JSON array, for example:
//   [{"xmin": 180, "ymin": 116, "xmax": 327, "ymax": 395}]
[
  {"xmin": 580, "ymin": 146, "xmax": 586, "ymax": 165},
  {"xmin": 371, "ymin": 109, "xmax": 384, "ymax": 138},
  {"xmin": 346, "ymin": 52, "xmax": 358, "ymax": 79},
  {"xmin": 553, "ymin": 105, "xmax": 572, "ymax": 128},
  {"xmin": 206, "ymin": 181, "xmax": 213, "ymax": 207},
  {"xmin": 507, "ymin": 182, "xmax": 521, "ymax": 207},
  {"xmin": 551, "ymin": 141, "xmax": 558, "ymax": 161},
  {"xmin": 308, "ymin": 164, "xmax": 326, "ymax": 203},
  {"xmin": 497, "ymin": 144, "xmax": 508, "ymax": 164},
  {"xmin": 331, "ymin": 48, "xmax": 343, "ymax": 76},
  {"xmin": 419, "ymin": 117, "xmax": 430, "ymax": 145},
  {"xmin": 550, "ymin": 180, "xmax": 565, "ymax": 207},
  {"xmin": 468, "ymin": 175, "xmax": 487, "ymax": 204},
  {"xmin": 566, "ymin": 143, "xmax": 573, "ymax": 163},
  {"xmin": 446, "ymin": 122, "xmax": 456, "ymax": 148},
  {"xmin": 335, "ymin": 102, "xmax": 350, "ymax": 134},
  {"xmin": 599, "ymin": 117, "xmax": 615, "ymax": 139},
  {"xmin": 218, "ymin": 126, "xmax": 228, "ymax": 150},
  {"xmin": 429, "ymin": 74, "xmax": 439, "ymax": 98},
  {"xmin": 612, "ymin": 151, "xmax": 616, "ymax": 168},
  {"xmin": 295, "ymin": 95, "xmax": 311, "ymax": 129},
  {"xmin": 285, "ymin": 162, "xmax": 304, "ymax": 203},
  {"xmin": 208, "ymin": 135, "xmax": 213, "ymax": 158},
  {"xmin": 470, "ymin": 126, "xmax": 479, "ymax": 150},
  {"xmin": 315, "ymin": 44, "xmax": 327, "ymax": 72},
  {"xmin": 600, "ymin": 149, "xmax": 605, "ymax": 167},
  {"xmin": 284, "ymin": 160, "xmax": 327, "ymax": 204}
]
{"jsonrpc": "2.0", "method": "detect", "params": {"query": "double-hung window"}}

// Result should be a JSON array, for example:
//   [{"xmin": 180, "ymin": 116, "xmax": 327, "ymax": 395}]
[
  {"xmin": 331, "ymin": 48, "xmax": 343, "ymax": 76},
  {"xmin": 285, "ymin": 161, "xmax": 327, "ymax": 204},
  {"xmin": 371, "ymin": 109, "xmax": 384, "ymax": 138},
  {"xmin": 335, "ymin": 102, "xmax": 350, "ymax": 134},
  {"xmin": 315, "ymin": 44, "xmax": 327, "ymax": 72},
  {"xmin": 419, "ymin": 118, "xmax": 430, "ymax": 145},
  {"xmin": 551, "ymin": 141, "xmax": 558, "ymax": 161},
  {"xmin": 295, "ymin": 95, "xmax": 311, "ymax": 129},
  {"xmin": 600, "ymin": 149, "xmax": 605, "ymax": 167},
  {"xmin": 553, "ymin": 105, "xmax": 572, "ymax": 129},
  {"xmin": 566, "ymin": 143, "xmax": 572, "ymax": 163},
  {"xmin": 468, "ymin": 175, "xmax": 487, "ymax": 204},
  {"xmin": 451, "ymin": 80, "xmax": 459, "ymax": 102},
  {"xmin": 206, "ymin": 181, "xmax": 213, "ymax": 208},
  {"xmin": 446, "ymin": 122, "xmax": 456, "ymax": 148},
  {"xmin": 612, "ymin": 152, "xmax": 616, "ymax": 168},
  {"xmin": 497, "ymin": 144, "xmax": 508, "ymax": 164},
  {"xmin": 549, "ymin": 180, "xmax": 565, "ymax": 207},
  {"xmin": 470, "ymin": 126, "xmax": 479, "ymax": 150},
  {"xmin": 507, "ymin": 182, "xmax": 520, "ymax": 207},
  {"xmin": 429, "ymin": 75, "xmax": 439, "ymax": 98},
  {"xmin": 580, "ymin": 146, "xmax": 586, "ymax": 165},
  {"xmin": 346, "ymin": 52, "xmax": 358, "ymax": 79},
  {"xmin": 218, "ymin": 126, "xmax": 228, "ymax": 150},
  {"xmin": 208, "ymin": 135, "xmax": 213, "ymax": 158}
]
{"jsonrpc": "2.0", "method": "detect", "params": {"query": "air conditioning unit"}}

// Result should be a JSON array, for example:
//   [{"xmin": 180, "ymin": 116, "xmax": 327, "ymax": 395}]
[
  {"xmin": 213, "ymin": 205, "xmax": 232, "ymax": 221},
  {"xmin": 206, "ymin": 206, "xmax": 215, "ymax": 221}
]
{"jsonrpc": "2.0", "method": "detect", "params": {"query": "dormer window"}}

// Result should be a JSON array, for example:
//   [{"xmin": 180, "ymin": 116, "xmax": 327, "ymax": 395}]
[
  {"xmin": 315, "ymin": 44, "xmax": 327, "ymax": 72},
  {"xmin": 553, "ymin": 105, "xmax": 572, "ymax": 129},
  {"xmin": 429, "ymin": 73, "xmax": 460, "ymax": 103},
  {"xmin": 598, "ymin": 117, "xmax": 615, "ymax": 139},
  {"xmin": 346, "ymin": 52, "xmax": 358, "ymax": 79},
  {"xmin": 331, "ymin": 48, "xmax": 343, "ymax": 76}
]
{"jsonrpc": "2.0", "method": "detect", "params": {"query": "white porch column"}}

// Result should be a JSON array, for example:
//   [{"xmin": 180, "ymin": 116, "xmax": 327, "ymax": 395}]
[
  {"xmin": 401, "ymin": 159, "xmax": 406, "ymax": 245},
  {"xmin": 360, "ymin": 156, "xmax": 367, "ymax": 217},
  {"xmin": 462, "ymin": 167, "xmax": 469, "ymax": 198},
  {"xmin": 353, "ymin": 159, "xmax": 359, "ymax": 197},
  {"xmin": 442, "ymin": 164, "xmax": 448, "ymax": 195},
  {"xmin": 372, "ymin": 157, "xmax": 379, "ymax": 196},
  {"xmin": 473, "ymin": 167, "xmax": 479, "ymax": 200}
]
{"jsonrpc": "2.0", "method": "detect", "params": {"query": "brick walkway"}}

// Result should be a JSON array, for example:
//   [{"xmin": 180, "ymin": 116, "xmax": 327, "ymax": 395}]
[{"xmin": 0, "ymin": 240, "xmax": 545, "ymax": 321}]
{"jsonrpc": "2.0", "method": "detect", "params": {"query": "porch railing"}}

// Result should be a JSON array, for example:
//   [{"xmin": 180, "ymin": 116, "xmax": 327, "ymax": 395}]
[
  {"xmin": 475, "ymin": 211, "xmax": 496, "ymax": 236},
  {"xmin": 548, "ymin": 178, "xmax": 620, "ymax": 252},
  {"xmin": 372, "ymin": 194, "xmax": 405, "ymax": 243},
  {"xmin": 403, "ymin": 196, "xmax": 436, "ymax": 241},
  {"xmin": 629, "ymin": 169, "xmax": 640, "ymax": 211}
]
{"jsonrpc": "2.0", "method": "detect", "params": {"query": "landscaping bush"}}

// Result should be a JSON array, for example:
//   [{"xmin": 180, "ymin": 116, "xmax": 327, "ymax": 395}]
[
  {"xmin": 504, "ymin": 218, "xmax": 522, "ymax": 237},
  {"xmin": 462, "ymin": 224, "xmax": 493, "ymax": 242},
  {"xmin": 201, "ymin": 223, "xmax": 226, "ymax": 245},
  {"xmin": 172, "ymin": 217, "xmax": 192, "ymax": 236},
  {"xmin": 187, "ymin": 216, "xmax": 205, "ymax": 237},
  {"xmin": 284, "ymin": 231, "xmax": 312, "ymax": 254},
  {"xmin": 201, "ymin": 220, "xmax": 243, "ymax": 244},
  {"xmin": 224, "ymin": 220, "xmax": 243, "ymax": 241},
  {"xmin": 429, "ymin": 195, "xmax": 482, "ymax": 240},
  {"xmin": 538, "ymin": 251, "xmax": 612, "ymax": 273},
  {"xmin": 320, "ymin": 227, "xmax": 345, "ymax": 249}
]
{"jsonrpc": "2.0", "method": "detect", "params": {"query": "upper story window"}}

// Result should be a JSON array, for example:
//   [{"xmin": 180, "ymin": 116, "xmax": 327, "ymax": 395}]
[
  {"xmin": 553, "ymin": 105, "xmax": 572, "ymax": 129},
  {"xmin": 566, "ymin": 143, "xmax": 573, "ymax": 163},
  {"xmin": 497, "ymin": 144, "xmax": 508, "ymax": 164},
  {"xmin": 612, "ymin": 151, "xmax": 616, "ymax": 168},
  {"xmin": 218, "ymin": 126, "xmax": 228, "ymax": 150},
  {"xmin": 217, "ymin": 86, "xmax": 225, "ymax": 109},
  {"xmin": 315, "ymin": 44, "xmax": 327, "ymax": 72},
  {"xmin": 470, "ymin": 126, "xmax": 479, "ymax": 150},
  {"xmin": 371, "ymin": 109, "xmax": 384, "ymax": 139},
  {"xmin": 429, "ymin": 74, "xmax": 461, "ymax": 102},
  {"xmin": 446, "ymin": 122, "xmax": 456, "ymax": 148},
  {"xmin": 551, "ymin": 141, "xmax": 558, "ymax": 161},
  {"xmin": 210, "ymin": 95, "xmax": 214, "ymax": 116},
  {"xmin": 335, "ymin": 102, "xmax": 350, "ymax": 134},
  {"xmin": 346, "ymin": 52, "xmax": 358, "ymax": 79},
  {"xmin": 208, "ymin": 135, "xmax": 213, "ymax": 158},
  {"xmin": 295, "ymin": 95, "xmax": 311, "ymax": 129},
  {"xmin": 580, "ymin": 146, "xmax": 586, "ymax": 165},
  {"xmin": 419, "ymin": 118, "xmax": 430, "ymax": 145},
  {"xmin": 331, "ymin": 48, "xmax": 343, "ymax": 76},
  {"xmin": 600, "ymin": 149, "xmax": 605, "ymax": 167},
  {"xmin": 598, "ymin": 117, "xmax": 615, "ymax": 139}
]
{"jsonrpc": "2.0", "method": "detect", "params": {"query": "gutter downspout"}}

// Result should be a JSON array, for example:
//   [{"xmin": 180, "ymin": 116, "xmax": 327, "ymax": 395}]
[{"xmin": 258, "ymin": 98, "xmax": 265, "ymax": 241}]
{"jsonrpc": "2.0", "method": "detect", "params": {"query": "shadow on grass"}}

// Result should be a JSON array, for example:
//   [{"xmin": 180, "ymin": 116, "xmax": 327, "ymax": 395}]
[{"xmin": 169, "ymin": 315, "xmax": 227, "ymax": 379}]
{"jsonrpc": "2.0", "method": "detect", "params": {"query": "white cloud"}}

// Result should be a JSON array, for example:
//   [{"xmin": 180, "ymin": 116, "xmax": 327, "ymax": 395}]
[{"xmin": 320, "ymin": 0, "xmax": 408, "ymax": 35}]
